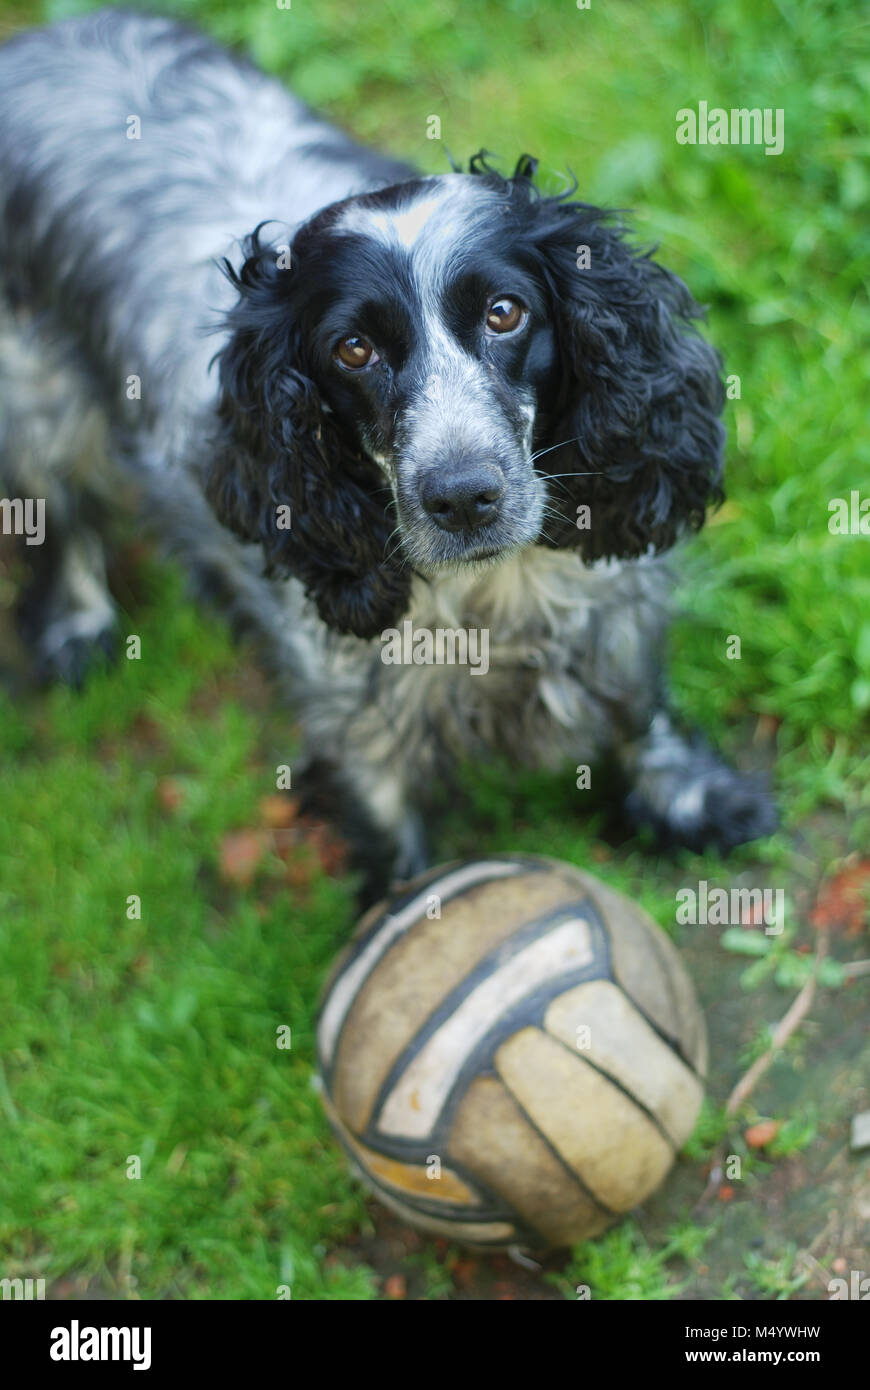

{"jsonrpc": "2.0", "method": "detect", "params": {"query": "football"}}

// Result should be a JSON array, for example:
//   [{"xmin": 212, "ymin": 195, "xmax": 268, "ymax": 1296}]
[{"xmin": 317, "ymin": 855, "xmax": 707, "ymax": 1250}]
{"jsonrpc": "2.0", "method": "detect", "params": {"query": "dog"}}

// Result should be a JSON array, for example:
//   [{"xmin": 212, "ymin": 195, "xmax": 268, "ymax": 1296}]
[{"xmin": 0, "ymin": 8, "xmax": 776, "ymax": 902}]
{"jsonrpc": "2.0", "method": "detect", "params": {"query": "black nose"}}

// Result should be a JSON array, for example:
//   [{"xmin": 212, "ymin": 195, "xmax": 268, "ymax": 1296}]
[{"xmin": 419, "ymin": 464, "xmax": 505, "ymax": 533}]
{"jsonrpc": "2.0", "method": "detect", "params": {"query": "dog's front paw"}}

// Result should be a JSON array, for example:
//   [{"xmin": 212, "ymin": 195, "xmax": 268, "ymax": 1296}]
[
  {"xmin": 625, "ymin": 750, "xmax": 778, "ymax": 854},
  {"xmin": 621, "ymin": 712, "xmax": 778, "ymax": 855},
  {"xmin": 31, "ymin": 615, "xmax": 118, "ymax": 688},
  {"xmin": 658, "ymin": 766, "xmax": 778, "ymax": 853}
]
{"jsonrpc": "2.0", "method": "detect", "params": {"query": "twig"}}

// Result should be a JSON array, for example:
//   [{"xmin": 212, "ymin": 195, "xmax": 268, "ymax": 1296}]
[
  {"xmin": 695, "ymin": 930, "xmax": 830, "ymax": 1207},
  {"xmin": 724, "ymin": 929, "xmax": 829, "ymax": 1117},
  {"xmin": 797, "ymin": 1249, "xmax": 833, "ymax": 1293}
]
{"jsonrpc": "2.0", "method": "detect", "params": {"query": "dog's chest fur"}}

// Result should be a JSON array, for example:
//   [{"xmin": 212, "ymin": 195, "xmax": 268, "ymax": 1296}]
[{"xmin": 319, "ymin": 546, "xmax": 670, "ymax": 774}]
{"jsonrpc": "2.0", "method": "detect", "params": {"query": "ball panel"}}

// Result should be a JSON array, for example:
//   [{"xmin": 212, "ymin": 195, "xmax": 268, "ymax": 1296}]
[
  {"xmin": 449, "ymin": 1074, "xmax": 613, "ymax": 1248},
  {"xmin": 321, "ymin": 1094, "xmax": 479, "ymax": 1206},
  {"xmin": 329, "ymin": 869, "xmax": 595, "ymax": 1133},
  {"xmin": 544, "ymin": 980, "xmax": 705, "ymax": 1147},
  {"xmin": 324, "ymin": 1097, "xmax": 520, "ymax": 1246},
  {"xmin": 495, "ymin": 1027, "xmax": 675, "ymax": 1211},
  {"xmin": 375, "ymin": 916, "xmax": 597, "ymax": 1141},
  {"xmin": 318, "ymin": 858, "xmax": 527, "ymax": 1068},
  {"xmin": 563, "ymin": 866, "xmax": 707, "ymax": 1075},
  {"xmin": 637, "ymin": 924, "xmax": 709, "ymax": 1079},
  {"xmin": 354, "ymin": 1181, "xmax": 518, "ymax": 1247}
]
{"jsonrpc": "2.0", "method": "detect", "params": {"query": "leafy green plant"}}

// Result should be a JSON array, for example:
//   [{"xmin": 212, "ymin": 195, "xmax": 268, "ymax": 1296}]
[
  {"xmin": 743, "ymin": 1245, "xmax": 809, "ymax": 1300},
  {"xmin": 554, "ymin": 1220, "xmax": 711, "ymax": 1301}
]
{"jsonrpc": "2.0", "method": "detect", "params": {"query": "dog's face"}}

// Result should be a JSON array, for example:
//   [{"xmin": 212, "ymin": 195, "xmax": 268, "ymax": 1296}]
[
  {"xmin": 291, "ymin": 176, "xmax": 557, "ymax": 571},
  {"xmin": 209, "ymin": 162, "xmax": 725, "ymax": 637}
]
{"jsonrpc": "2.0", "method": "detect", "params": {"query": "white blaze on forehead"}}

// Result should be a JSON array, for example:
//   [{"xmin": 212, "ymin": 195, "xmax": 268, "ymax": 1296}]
[
  {"xmin": 335, "ymin": 176, "xmax": 491, "ymax": 264},
  {"xmin": 339, "ymin": 193, "xmax": 445, "ymax": 250}
]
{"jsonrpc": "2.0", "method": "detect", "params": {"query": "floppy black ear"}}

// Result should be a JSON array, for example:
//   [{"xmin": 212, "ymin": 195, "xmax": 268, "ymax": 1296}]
[
  {"xmin": 523, "ymin": 187, "xmax": 725, "ymax": 559},
  {"xmin": 205, "ymin": 232, "xmax": 411, "ymax": 638}
]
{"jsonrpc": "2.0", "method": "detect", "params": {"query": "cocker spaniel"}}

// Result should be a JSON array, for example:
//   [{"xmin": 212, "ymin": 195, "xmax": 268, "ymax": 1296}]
[{"xmin": 0, "ymin": 9, "xmax": 775, "ymax": 902}]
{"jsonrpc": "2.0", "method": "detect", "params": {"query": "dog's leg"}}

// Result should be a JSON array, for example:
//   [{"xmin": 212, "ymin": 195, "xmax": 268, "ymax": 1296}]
[
  {"xmin": 298, "ymin": 752, "xmax": 428, "ymax": 909},
  {"xmin": 617, "ymin": 708, "xmax": 777, "ymax": 853},
  {"xmin": 0, "ymin": 301, "xmax": 118, "ymax": 685},
  {"xmin": 17, "ymin": 517, "xmax": 117, "ymax": 686},
  {"xmin": 569, "ymin": 564, "xmax": 776, "ymax": 853}
]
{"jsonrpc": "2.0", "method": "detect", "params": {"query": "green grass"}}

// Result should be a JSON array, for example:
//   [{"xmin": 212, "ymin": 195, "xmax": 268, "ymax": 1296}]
[
  {"xmin": 0, "ymin": 568, "xmax": 378, "ymax": 1298},
  {"xmin": 550, "ymin": 1220, "xmax": 711, "ymax": 1301},
  {"xmin": 0, "ymin": 0, "xmax": 868, "ymax": 1299}
]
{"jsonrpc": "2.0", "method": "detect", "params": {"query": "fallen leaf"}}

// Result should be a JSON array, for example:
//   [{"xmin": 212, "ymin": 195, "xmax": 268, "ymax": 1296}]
[
  {"xmin": 753, "ymin": 714, "xmax": 781, "ymax": 744},
  {"xmin": 745, "ymin": 1119, "xmax": 780, "ymax": 1149},
  {"xmin": 451, "ymin": 1257, "xmax": 480, "ymax": 1288},
  {"xmin": 259, "ymin": 795, "xmax": 299, "ymax": 829},
  {"xmin": 718, "ymin": 1185, "xmax": 735, "ymax": 1202},
  {"xmin": 156, "ymin": 777, "xmax": 185, "ymax": 814},
  {"xmin": 384, "ymin": 1274, "xmax": 406, "ymax": 1300},
  {"xmin": 810, "ymin": 858, "xmax": 870, "ymax": 936},
  {"xmin": 218, "ymin": 829, "xmax": 271, "ymax": 886},
  {"xmin": 130, "ymin": 713, "xmax": 163, "ymax": 749}
]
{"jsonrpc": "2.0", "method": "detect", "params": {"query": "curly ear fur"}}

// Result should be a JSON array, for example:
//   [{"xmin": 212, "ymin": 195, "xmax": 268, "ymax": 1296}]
[
  {"xmin": 206, "ymin": 230, "xmax": 411, "ymax": 638},
  {"xmin": 507, "ymin": 173, "xmax": 726, "ymax": 559}
]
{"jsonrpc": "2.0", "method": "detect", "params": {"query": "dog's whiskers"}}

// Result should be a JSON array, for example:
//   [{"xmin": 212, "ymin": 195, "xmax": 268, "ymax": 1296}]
[
  {"xmin": 530, "ymin": 436, "xmax": 584, "ymax": 463},
  {"xmin": 542, "ymin": 470, "xmax": 604, "ymax": 480}
]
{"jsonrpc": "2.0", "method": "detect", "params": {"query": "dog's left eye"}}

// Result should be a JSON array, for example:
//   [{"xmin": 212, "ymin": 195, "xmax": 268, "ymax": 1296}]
[
  {"xmin": 485, "ymin": 296, "xmax": 527, "ymax": 335},
  {"xmin": 334, "ymin": 335, "xmax": 379, "ymax": 370}
]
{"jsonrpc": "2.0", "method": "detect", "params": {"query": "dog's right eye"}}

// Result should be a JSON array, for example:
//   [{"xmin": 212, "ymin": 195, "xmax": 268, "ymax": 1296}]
[{"xmin": 334, "ymin": 335, "xmax": 379, "ymax": 370}]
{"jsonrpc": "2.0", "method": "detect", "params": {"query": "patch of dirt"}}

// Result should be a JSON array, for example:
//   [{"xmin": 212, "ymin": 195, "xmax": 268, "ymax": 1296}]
[
  {"xmin": 633, "ymin": 828, "xmax": 869, "ymax": 1302},
  {"xmin": 328, "ymin": 1217, "xmax": 565, "ymax": 1300}
]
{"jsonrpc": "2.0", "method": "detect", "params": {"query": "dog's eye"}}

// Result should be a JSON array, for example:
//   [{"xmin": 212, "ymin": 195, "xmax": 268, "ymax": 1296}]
[
  {"xmin": 334, "ymin": 335, "xmax": 378, "ymax": 370},
  {"xmin": 485, "ymin": 296, "xmax": 527, "ymax": 335}
]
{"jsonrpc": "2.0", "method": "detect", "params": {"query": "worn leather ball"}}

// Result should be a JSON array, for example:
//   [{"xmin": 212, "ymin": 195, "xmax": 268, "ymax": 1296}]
[{"xmin": 317, "ymin": 854, "xmax": 707, "ymax": 1250}]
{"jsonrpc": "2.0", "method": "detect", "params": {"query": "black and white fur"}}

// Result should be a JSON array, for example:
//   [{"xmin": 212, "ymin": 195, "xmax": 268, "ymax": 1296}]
[{"xmin": 0, "ymin": 9, "xmax": 775, "ymax": 901}]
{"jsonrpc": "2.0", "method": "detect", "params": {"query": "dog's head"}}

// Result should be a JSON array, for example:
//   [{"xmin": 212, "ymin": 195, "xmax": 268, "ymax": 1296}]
[{"xmin": 208, "ymin": 156, "xmax": 724, "ymax": 637}]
